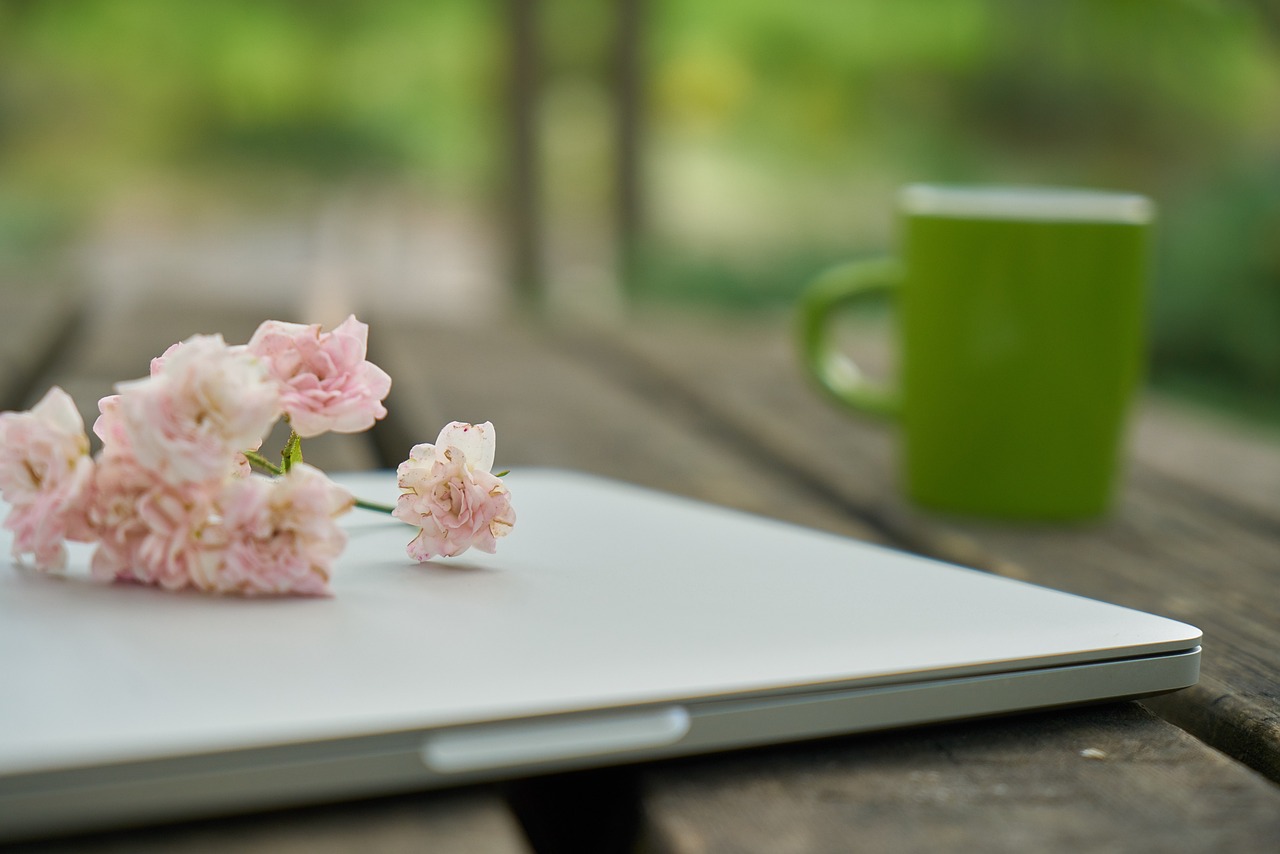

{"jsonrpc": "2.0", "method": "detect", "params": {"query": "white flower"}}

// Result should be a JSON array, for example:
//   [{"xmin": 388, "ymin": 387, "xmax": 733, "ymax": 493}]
[{"xmin": 393, "ymin": 422, "xmax": 515, "ymax": 560}]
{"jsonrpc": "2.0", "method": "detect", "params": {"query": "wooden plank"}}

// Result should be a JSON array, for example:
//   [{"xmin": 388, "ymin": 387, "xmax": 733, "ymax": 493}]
[
  {"xmin": 0, "ymin": 284, "xmax": 82, "ymax": 411},
  {"xmin": 1131, "ymin": 395, "xmax": 1280, "ymax": 529},
  {"xmin": 637, "ymin": 704, "xmax": 1280, "ymax": 854},
  {"xmin": 371, "ymin": 316, "xmax": 1280, "ymax": 850},
  {"xmin": 368, "ymin": 317, "xmax": 874, "ymax": 540},
  {"xmin": 589, "ymin": 313, "xmax": 1280, "ymax": 782},
  {"xmin": 13, "ymin": 790, "xmax": 531, "ymax": 854}
]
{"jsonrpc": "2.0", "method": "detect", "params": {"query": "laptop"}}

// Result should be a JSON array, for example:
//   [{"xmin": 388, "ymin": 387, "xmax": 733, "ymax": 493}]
[{"xmin": 0, "ymin": 469, "xmax": 1201, "ymax": 840}]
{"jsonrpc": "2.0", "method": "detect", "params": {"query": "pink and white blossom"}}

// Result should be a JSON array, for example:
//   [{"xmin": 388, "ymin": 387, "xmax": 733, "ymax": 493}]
[
  {"xmin": 196, "ymin": 464, "xmax": 353, "ymax": 595},
  {"xmin": 1, "ymin": 318, "xmax": 513, "ymax": 597},
  {"xmin": 394, "ymin": 421, "xmax": 515, "ymax": 561},
  {"xmin": 148, "ymin": 340, "xmax": 183, "ymax": 377},
  {"xmin": 0, "ymin": 386, "xmax": 91, "ymax": 504},
  {"xmin": 82, "ymin": 452, "xmax": 157, "ymax": 583},
  {"xmin": 84, "ymin": 452, "xmax": 215, "ymax": 589},
  {"xmin": 0, "ymin": 387, "xmax": 95, "ymax": 571},
  {"xmin": 92, "ymin": 340, "xmax": 185, "ymax": 459},
  {"xmin": 246, "ymin": 316, "xmax": 391, "ymax": 439},
  {"xmin": 116, "ymin": 334, "xmax": 281, "ymax": 484},
  {"xmin": 92, "ymin": 393, "xmax": 131, "ymax": 457}
]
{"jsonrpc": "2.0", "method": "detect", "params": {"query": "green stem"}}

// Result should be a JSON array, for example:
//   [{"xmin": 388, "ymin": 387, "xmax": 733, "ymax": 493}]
[
  {"xmin": 244, "ymin": 432, "xmax": 395, "ymax": 514},
  {"xmin": 281, "ymin": 430, "xmax": 303, "ymax": 473},
  {"xmin": 244, "ymin": 450, "xmax": 282, "ymax": 475},
  {"xmin": 354, "ymin": 498, "xmax": 397, "ymax": 515}
]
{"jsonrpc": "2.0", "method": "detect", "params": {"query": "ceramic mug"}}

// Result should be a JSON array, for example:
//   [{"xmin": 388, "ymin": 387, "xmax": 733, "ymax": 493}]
[{"xmin": 797, "ymin": 184, "xmax": 1155, "ymax": 519}]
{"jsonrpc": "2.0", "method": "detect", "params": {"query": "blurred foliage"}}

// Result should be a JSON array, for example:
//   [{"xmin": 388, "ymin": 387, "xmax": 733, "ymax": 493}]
[
  {"xmin": 0, "ymin": 0, "xmax": 501, "ymax": 229},
  {"xmin": 0, "ymin": 0, "xmax": 1277, "ymax": 417},
  {"xmin": 639, "ymin": 0, "xmax": 1280, "ymax": 418}
]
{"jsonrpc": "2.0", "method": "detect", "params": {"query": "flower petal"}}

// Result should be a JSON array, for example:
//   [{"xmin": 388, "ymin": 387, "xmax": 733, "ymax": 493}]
[{"xmin": 435, "ymin": 421, "xmax": 496, "ymax": 473}]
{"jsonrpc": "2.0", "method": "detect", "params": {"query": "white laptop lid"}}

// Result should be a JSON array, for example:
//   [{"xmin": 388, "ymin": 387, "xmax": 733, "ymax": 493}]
[{"xmin": 0, "ymin": 469, "xmax": 1200, "ymax": 836}]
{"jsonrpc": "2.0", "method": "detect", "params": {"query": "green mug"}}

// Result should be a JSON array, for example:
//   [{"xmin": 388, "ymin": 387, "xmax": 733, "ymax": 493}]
[{"xmin": 798, "ymin": 185, "xmax": 1154, "ymax": 520}]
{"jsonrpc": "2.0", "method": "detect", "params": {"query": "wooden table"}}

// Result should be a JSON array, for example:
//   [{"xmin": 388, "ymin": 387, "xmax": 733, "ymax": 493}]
[{"xmin": 3, "ymin": 289, "xmax": 1279, "ymax": 852}]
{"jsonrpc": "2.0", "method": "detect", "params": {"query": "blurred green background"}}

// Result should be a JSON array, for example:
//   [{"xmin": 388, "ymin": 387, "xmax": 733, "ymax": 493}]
[{"xmin": 1, "ymin": 0, "xmax": 1277, "ymax": 421}]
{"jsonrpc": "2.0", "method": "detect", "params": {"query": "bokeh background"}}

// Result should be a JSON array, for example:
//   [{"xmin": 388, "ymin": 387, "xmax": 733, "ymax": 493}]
[{"xmin": 1, "ymin": 0, "xmax": 1277, "ymax": 422}]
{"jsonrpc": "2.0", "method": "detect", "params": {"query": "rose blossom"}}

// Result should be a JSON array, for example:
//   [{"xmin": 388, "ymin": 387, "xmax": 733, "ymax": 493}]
[
  {"xmin": 148, "ymin": 339, "xmax": 183, "ymax": 377},
  {"xmin": 0, "ymin": 386, "xmax": 91, "ymax": 504},
  {"xmin": 394, "ymin": 421, "xmax": 515, "ymax": 561},
  {"xmin": 92, "ymin": 340, "xmax": 180, "ymax": 459},
  {"xmin": 92, "ymin": 393, "xmax": 130, "ymax": 456},
  {"xmin": 99, "ymin": 388, "xmax": 260, "ymax": 484},
  {"xmin": 116, "ymin": 334, "xmax": 281, "ymax": 484},
  {"xmin": 246, "ymin": 315, "xmax": 392, "ymax": 439},
  {"xmin": 98, "ymin": 341, "xmax": 262, "ymax": 471},
  {"xmin": 84, "ymin": 452, "xmax": 215, "ymax": 589},
  {"xmin": 194, "ymin": 463, "xmax": 353, "ymax": 596},
  {"xmin": 0, "ymin": 387, "xmax": 95, "ymax": 571}
]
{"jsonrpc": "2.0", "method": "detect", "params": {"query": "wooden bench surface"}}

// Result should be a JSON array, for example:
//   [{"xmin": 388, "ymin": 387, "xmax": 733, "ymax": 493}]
[
  {"xmin": 3, "ymin": 291, "xmax": 1279, "ymax": 851},
  {"xmin": 594, "ymin": 314, "xmax": 1280, "ymax": 781},
  {"xmin": 372, "ymin": 314, "xmax": 1280, "ymax": 853},
  {"xmin": 0, "ymin": 286, "xmax": 81, "ymax": 412}
]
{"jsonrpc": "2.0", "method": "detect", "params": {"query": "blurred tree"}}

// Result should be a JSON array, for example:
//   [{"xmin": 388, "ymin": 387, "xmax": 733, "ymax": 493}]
[{"xmin": 0, "ymin": 0, "xmax": 1276, "ymax": 417}]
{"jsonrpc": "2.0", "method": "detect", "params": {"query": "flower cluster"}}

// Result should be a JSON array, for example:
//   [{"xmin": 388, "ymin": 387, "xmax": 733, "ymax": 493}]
[{"xmin": 0, "ymin": 316, "xmax": 514, "ymax": 596}]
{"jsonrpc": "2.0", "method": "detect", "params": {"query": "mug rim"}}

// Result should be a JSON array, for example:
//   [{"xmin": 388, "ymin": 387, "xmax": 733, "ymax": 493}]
[{"xmin": 899, "ymin": 184, "xmax": 1153, "ymax": 224}]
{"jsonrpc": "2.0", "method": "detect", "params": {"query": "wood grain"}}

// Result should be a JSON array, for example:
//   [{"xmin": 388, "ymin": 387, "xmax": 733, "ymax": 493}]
[
  {"xmin": 12, "ymin": 297, "xmax": 1280, "ymax": 849},
  {"xmin": 8, "ymin": 790, "xmax": 531, "ymax": 854},
  {"xmin": 0, "ymin": 285, "xmax": 82, "ymax": 411},
  {"xmin": 637, "ymin": 704, "xmax": 1280, "ymax": 854},
  {"xmin": 593, "ymin": 313, "xmax": 1280, "ymax": 782},
  {"xmin": 368, "ymin": 317, "xmax": 875, "ymax": 541},
  {"xmin": 371, "ymin": 315, "xmax": 1280, "ymax": 851}
]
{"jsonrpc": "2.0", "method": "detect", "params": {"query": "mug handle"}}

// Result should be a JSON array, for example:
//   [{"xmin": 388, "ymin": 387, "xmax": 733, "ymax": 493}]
[{"xmin": 797, "ymin": 258, "xmax": 902, "ymax": 418}]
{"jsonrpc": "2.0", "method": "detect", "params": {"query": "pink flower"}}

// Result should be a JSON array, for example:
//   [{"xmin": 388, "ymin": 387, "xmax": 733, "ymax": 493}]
[
  {"xmin": 3, "ymin": 331, "xmax": 371, "ymax": 596},
  {"xmin": 148, "ymin": 340, "xmax": 183, "ymax": 377},
  {"xmin": 84, "ymin": 458, "xmax": 350, "ymax": 596},
  {"xmin": 116, "ymin": 334, "xmax": 281, "ymax": 484},
  {"xmin": 92, "ymin": 340, "xmax": 180, "ymax": 458},
  {"xmin": 99, "ymin": 341, "xmax": 260, "ymax": 476},
  {"xmin": 196, "ymin": 464, "xmax": 353, "ymax": 595},
  {"xmin": 82, "ymin": 453, "xmax": 156, "ymax": 582},
  {"xmin": 394, "ymin": 421, "xmax": 515, "ymax": 561},
  {"xmin": 84, "ymin": 453, "xmax": 214, "ymax": 589},
  {"xmin": 92, "ymin": 393, "xmax": 130, "ymax": 456},
  {"xmin": 0, "ymin": 387, "xmax": 95, "ymax": 571},
  {"xmin": 0, "ymin": 386, "xmax": 91, "ymax": 504},
  {"xmin": 246, "ymin": 315, "xmax": 392, "ymax": 439}
]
